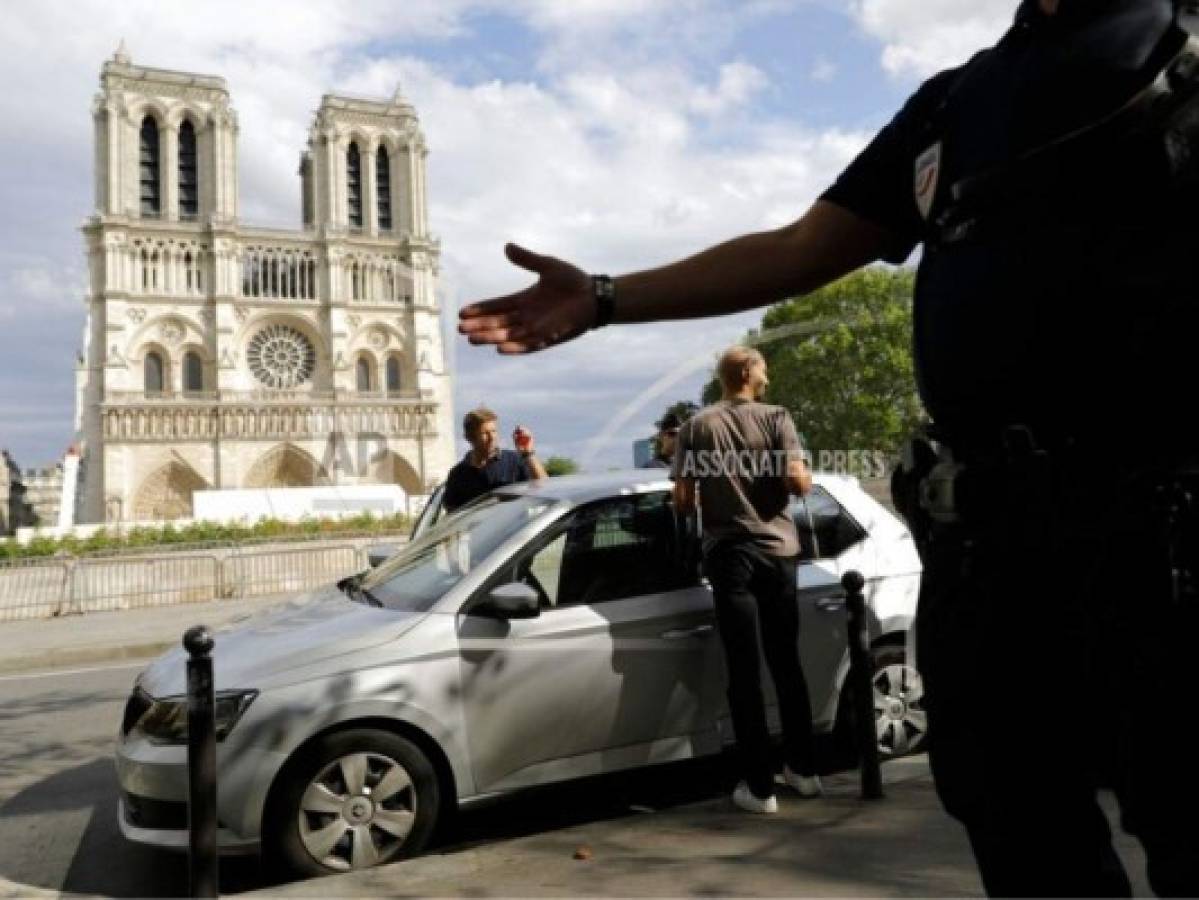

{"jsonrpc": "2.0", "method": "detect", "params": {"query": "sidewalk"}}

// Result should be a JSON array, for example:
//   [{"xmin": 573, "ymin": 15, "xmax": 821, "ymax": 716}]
[
  {"xmin": 0, "ymin": 595, "xmax": 289, "ymax": 675},
  {"xmin": 249, "ymin": 757, "xmax": 985, "ymax": 898}
]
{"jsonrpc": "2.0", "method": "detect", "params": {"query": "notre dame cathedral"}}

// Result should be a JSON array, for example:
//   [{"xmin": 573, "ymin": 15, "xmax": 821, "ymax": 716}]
[{"xmin": 74, "ymin": 44, "xmax": 456, "ymax": 524}]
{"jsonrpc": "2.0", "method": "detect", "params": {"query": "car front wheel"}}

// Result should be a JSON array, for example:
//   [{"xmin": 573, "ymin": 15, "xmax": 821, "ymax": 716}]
[
  {"xmin": 265, "ymin": 728, "xmax": 439, "ymax": 878},
  {"xmin": 871, "ymin": 645, "xmax": 927, "ymax": 759}
]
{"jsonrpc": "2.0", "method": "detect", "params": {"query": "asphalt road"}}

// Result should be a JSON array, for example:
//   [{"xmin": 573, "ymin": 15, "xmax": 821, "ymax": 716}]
[
  {"xmin": 0, "ymin": 661, "xmax": 272, "ymax": 896},
  {"xmin": 0, "ymin": 660, "xmax": 752, "ymax": 897}
]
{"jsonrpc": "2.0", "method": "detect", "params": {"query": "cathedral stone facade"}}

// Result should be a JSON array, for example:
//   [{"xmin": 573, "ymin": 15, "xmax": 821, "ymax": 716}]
[{"xmin": 75, "ymin": 46, "xmax": 455, "ymax": 524}]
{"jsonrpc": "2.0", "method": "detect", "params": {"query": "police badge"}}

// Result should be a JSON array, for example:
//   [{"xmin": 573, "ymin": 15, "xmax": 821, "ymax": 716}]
[{"xmin": 914, "ymin": 141, "xmax": 942, "ymax": 221}]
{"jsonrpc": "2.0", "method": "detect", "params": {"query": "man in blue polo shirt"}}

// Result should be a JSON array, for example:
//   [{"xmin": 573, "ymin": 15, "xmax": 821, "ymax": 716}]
[{"xmin": 443, "ymin": 406, "xmax": 548, "ymax": 513}]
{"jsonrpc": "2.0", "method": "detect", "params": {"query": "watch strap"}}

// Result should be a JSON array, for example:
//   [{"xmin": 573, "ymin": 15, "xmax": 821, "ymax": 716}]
[{"xmin": 591, "ymin": 274, "xmax": 616, "ymax": 329}]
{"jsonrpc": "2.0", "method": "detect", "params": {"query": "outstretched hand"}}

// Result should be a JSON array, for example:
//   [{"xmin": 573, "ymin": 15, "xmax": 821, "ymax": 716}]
[{"xmin": 458, "ymin": 243, "xmax": 595, "ymax": 354}]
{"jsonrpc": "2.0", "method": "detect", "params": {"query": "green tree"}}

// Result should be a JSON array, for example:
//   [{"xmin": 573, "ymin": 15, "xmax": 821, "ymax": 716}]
[
  {"xmin": 543, "ymin": 456, "xmax": 580, "ymax": 477},
  {"xmin": 703, "ymin": 268, "xmax": 924, "ymax": 461}
]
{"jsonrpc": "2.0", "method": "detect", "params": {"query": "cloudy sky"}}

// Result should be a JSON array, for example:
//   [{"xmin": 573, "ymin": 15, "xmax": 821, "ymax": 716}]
[{"xmin": 0, "ymin": 0, "xmax": 1018, "ymax": 472}]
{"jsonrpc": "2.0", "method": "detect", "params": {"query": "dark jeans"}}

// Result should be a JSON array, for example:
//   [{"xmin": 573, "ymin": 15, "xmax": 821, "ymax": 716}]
[
  {"xmin": 705, "ymin": 541, "xmax": 816, "ymax": 799},
  {"xmin": 918, "ymin": 469, "xmax": 1199, "ymax": 897}
]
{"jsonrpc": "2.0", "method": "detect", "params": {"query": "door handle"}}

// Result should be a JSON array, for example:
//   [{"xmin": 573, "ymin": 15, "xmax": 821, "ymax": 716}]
[
  {"xmin": 815, "ymin": 596, "xmax": 846, "ymax": 612},
  {"xmin": 661, "ymin": 624, "xmax": 715, "ymax": 640}
]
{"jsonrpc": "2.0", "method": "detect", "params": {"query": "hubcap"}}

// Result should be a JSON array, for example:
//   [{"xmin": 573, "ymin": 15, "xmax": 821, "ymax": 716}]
[
  {"xmin": 873, "ymin": 662, "xmax": 927, "ymax": 757},
  {"xmin": 297, "ymin": 751, "xmax": 417, "ymax": 871}
]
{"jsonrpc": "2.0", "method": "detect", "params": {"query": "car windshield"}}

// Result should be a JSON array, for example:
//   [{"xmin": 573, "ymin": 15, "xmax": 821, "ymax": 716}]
[{"xmin": 360, "ymin": 494, "xmax": 557, "ymax": 612}]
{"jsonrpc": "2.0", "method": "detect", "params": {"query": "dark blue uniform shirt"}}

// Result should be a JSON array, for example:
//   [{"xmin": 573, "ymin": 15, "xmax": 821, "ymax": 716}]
[
  {"xmin": 443, "ymin": 449, "xmax": 531, "ymax": 512},
  {"xmin": 820, "ymin": 0, "xmax": 1190, "ymax": 442}
]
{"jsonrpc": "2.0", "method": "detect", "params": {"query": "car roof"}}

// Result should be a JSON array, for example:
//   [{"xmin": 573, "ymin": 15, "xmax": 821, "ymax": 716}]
[
  {"xmin": 492, "ymin": 468, "xmax": 871, "ymax": 509},
  {"xmin": 492, "ymin": 469, "xmax": 675, "ymax": 504}
]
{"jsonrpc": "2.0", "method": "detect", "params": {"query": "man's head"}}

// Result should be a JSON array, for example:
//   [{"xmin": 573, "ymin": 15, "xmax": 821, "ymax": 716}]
[
  {"xmin": 463, "ymin": 406, "xmax": 499, "ymax": 456},
  {"xmin": 655, "ymin": 412, "xmax": 683, "ymax": 461},
  {"xmin": 717, "ymin": 346, "xmax": 769, "ymax": 400}
]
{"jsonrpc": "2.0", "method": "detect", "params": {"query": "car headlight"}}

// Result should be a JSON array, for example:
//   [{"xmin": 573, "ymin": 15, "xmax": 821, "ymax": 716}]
[{"xmin": 136, "ymin": 690, "xmax": 258, "ymax": 745}]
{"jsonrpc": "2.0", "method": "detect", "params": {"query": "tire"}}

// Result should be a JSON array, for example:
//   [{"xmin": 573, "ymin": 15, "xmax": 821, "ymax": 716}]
[
  {"xmin": 264, "ymin": 728, "xmax": 440, "ymax": 879},
  {"xmin": 833, "ymin": 642, "xmax": 927, "ymax": 762},
  {"xmin": 869, "ymin": 644, "xmax": 927, "ymax": 759}
]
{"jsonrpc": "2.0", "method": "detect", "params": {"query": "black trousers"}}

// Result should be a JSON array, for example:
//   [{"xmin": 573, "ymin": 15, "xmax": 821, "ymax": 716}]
[
  {"xmin": 705, "ymin": 541, "xmax": 816, "ymax": 799},
  {"xmin": 918, "ymin": 469, "xmax": 1199, "ymax": 897}
]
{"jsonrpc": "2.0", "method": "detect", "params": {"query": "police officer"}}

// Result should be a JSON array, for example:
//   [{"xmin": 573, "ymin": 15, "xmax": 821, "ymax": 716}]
[
  {"xmin": 642, "ymin": 411, "xmax": 685, "ymax": 469},
  {"xmin": 459, "ymin": 1, "xmax": 1199, "ymax": 894}
]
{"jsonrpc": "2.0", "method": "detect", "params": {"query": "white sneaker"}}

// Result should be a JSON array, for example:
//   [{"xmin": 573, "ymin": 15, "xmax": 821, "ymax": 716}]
[
  {"xmin": 783, "ymin": 766, "xmax": 824, "ymax": 798},
  {"xmin": 732, "ymin": 781, "xmax": 778, "ymax": 814}
]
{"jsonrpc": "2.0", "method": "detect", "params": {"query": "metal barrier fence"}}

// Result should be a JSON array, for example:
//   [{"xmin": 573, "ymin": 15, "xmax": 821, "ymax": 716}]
[
  {"xmin": 0, "ymin": 558, "xmax": 71, "ymax": 622},
  {"xmin": 0, "ymin": 535, "xmax": 406, "ymax": 622},
  {"xmin": 222, "ymin": 545, "xmax": 364, "ymax": 599},
  {"xmin": 71, "ymin": 554, "xmax": 221, "ymax": 615}
]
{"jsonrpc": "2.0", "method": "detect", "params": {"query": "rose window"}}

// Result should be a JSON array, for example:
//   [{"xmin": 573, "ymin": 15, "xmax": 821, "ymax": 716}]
[{"xmin": 246, "ymin": 324, "xmax": 316, "ymax": 389}]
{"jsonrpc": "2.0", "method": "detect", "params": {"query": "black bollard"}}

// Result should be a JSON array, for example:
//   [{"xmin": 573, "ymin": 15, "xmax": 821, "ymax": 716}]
[
  {"xmin": 184, "ymin": 625, "xmax": 219, "ymax": 898},
  {"xmin": 842, "ymin": 570, "xmax": 884, "ymax": 800}
]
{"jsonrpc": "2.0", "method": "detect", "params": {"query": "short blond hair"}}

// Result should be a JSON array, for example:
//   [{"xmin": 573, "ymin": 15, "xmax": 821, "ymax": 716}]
[
  {"xmin": 463, "ymin": 406, "xmax": 498, "ymax": 439},
  {"xmin": 717, "ymin": 346, "xmax": 764, "ymax": 391}
]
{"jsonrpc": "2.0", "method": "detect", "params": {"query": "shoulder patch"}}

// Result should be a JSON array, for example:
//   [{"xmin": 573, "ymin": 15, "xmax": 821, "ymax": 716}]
[{"xmin": 914, "ymin": 141, "xmax": 942, "ymax": 221}]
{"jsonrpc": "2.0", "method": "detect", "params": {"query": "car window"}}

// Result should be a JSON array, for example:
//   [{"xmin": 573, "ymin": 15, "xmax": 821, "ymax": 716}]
[
  {"xmin": 527, "ymin": 531, "xmax": 567, "ymax": 607},
  {"xmin": 363, "ymin": 494, "xmax": 555, "ymax": 611},
  {"xmin": 410, "ymin": 484, "xmax": 446, "ymax": 540},
  {"xmin": 793, "ymin": 486, "xmax": 866, "ymax": 562},
  {"xmin": 514, "ymin": 492, "xmax": 693, "ymax": 608}
]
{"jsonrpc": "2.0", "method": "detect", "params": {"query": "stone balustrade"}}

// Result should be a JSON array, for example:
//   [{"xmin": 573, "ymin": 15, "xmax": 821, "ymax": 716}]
[{"xmin": 101, "ymin": 398, "xmax": 439, "ymax": 442}]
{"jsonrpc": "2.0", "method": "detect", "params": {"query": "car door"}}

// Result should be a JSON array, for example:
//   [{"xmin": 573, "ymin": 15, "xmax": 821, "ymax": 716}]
[
  {"xmin": 457, "ymin": 491, "xmax": 719, "ymax": 793},
  {"xmin": 789, "ymin": 485, "xmax": 872, "ymax": 724}
]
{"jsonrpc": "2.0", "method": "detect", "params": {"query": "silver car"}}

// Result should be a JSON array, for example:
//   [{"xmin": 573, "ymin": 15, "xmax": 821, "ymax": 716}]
[{"xmin": 115, "ymin": 470, "xmax": 923, "ymax": 878}]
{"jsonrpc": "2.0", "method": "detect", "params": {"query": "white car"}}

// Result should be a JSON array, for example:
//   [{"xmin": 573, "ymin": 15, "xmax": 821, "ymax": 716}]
[
  {"xmin": 400, "ymin": 469, "xmax": 925, "ymax": 759},
  {"xmin": 117, "ymin": 470, "xmax": 923, "ymax": 877}
]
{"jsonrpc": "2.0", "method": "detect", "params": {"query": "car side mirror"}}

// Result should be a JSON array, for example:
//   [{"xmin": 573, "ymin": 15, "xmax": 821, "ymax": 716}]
[
  {"xmin": 476, "ymin": 582, "xmax": 541, "ymax": 620},
  {"xmin": 367, "ymin": 543, "xmax": 401, "ymax": 568}
]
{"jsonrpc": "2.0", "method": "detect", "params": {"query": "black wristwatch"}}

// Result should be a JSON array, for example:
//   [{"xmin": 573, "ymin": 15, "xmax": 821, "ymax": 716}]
[{"xmin": 591, "ymin": 274, "xmax": 616, "ymax": 329}]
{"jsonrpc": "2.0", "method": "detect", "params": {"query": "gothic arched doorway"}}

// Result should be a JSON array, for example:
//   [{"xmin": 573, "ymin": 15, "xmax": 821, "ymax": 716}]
[
  {"xmin": 132, "ymin": 461, "xmax": 209, "ymax": 521},
  {"xmin": 243, "ymin": 444, "xmax": 328, "ymax": 488}
]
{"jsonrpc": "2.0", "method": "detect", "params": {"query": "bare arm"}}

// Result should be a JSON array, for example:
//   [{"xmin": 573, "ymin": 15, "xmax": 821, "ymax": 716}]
[
  {"xmin": 673, "ymin": 477, "xmax": 697, "ymax": 515},
  {"xmin": 613, "ymin": 201, "xmax": 894, "ymax": 322},
  {"xmin": 458, "ymin": 200, "xmax": 896, "ymax": 354},
  {"xmin": 524, "ymin": 453, "xmax": 548, "ymax": 481},
  {"xmin": 786, "ymin": 459, "xmax": 813, "ymax": 497}
]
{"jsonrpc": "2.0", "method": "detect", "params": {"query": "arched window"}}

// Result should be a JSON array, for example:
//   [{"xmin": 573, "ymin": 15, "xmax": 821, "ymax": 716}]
[
  {"xmin": 178, "ymin": 120, "xmax": 198, "ymax": 220},
  {"xmin": 144, "ymin": 351, "xmax": 165, "ymax": 396},
  {"xmin": 347, "ymin": 142, "xmax": 362, "ymax": 229},
  {"xmin": 376, "ymin": 146, "xmax": 392, "ymax": 232},
  {"xmin": 183, "ymin": 351, "xmax": 203, "ymax": 393},
  {"xmin": 139, "ymin": 116, "xmax": 161, "ymax": 217},
  {"xmin": 386, "ymin": 355, "xmax": 401, "ymax": 394},
  {"xmin": 356, "ymin": 356, "xmax": 373, "ymax": 392}
]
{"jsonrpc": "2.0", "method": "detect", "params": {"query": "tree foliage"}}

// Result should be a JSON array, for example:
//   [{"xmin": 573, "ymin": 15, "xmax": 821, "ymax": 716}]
[
  {"xmin": 543, "ymin": 456, "xmax": 580, "ymax": 477},
  {"xmin": 702, "ymin": 268, "xmax": 924, "ymax": 460}
]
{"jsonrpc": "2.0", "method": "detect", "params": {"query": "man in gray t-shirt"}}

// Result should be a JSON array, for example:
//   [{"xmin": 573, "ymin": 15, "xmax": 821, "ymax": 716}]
[{"xmin": 672, "ymin": 346, "xmax": 821, "ymax": 813}]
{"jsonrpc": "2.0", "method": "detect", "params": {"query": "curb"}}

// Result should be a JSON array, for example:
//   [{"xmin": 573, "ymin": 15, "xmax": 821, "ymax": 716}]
[
  {"xmin": 0, "ymin": 641, "xmax": 171, "ymax": 677},
  {"xmin": 0, "ymin": 875, "xmax": 102, "ymax": 899}
]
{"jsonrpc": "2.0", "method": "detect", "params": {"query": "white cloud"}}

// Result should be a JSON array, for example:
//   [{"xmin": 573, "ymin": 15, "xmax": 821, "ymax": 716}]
[
  {"xmin": 849, "ymin": 0, "xmax": 1016, "ymax": 79},
  {"xmin": 0, "ymin": 0, "xmax": 871, "ymax": 468},
  {"xmin": 689, "ymin": 62, "xmax": 769, "ymax": 116}
]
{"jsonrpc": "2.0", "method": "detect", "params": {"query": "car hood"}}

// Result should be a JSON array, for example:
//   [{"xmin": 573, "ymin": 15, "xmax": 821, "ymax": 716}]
[{"xmin": 137, "ymin": 585, "xmax": 427, "ymax": 696}]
